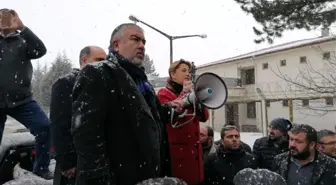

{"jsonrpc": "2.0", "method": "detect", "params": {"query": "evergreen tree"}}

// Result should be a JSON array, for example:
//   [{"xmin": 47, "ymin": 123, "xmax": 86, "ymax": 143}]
[
  {"xmin": 143, "ymin": 54, "xmax": 159, "ymax": 76},
  {"xmin": 32, "ymin": 61, "xmax": 48, "ymax": 104},
  {"xmin": 39, "ymin": 52, "xmax": 73, "ymax": 107},
  {"xmin": 234, "ymin": 0, "xmax": 336, "ymax": 43}
]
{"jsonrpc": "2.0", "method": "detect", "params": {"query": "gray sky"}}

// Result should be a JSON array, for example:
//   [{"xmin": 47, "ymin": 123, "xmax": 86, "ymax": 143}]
[{"xmin": 4, "ymin": 0, "xmax": 335, "ymax": 76}]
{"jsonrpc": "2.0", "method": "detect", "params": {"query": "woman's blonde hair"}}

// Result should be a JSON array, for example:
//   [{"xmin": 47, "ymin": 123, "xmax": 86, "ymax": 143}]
[{"xmin": 168, "ymin": 59, "xmax": 191, "ymax": 77}]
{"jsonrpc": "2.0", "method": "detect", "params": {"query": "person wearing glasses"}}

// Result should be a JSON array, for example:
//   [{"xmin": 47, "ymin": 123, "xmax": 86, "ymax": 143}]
[{"xmin": 317, "ymin": 129, "xmax": 336, "ymax": 159}]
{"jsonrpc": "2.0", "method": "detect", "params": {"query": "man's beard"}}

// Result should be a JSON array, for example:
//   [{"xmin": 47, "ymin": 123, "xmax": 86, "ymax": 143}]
[
  {"xmin": 131, "ymin": 58, "xmax": 143, "ymax": 66},
  {"xmin": 290, "ymin": 145, "xmax": 311, "ymax": 160},
  {"xmin": 201, "ymin": 140, "xmax": 211, "ymax": 148}
]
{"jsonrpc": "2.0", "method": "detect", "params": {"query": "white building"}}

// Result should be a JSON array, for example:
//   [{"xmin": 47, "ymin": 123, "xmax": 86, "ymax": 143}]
[{"xmin": 196, "ymin": 32, "xmax": 336, "ymax": 133}]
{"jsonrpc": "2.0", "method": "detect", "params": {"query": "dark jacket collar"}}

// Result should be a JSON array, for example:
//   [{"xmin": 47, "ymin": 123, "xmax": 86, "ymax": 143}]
[
  {"xmin": 217, "ymin": 143, "xmax": 245, "ymax": 158},
  {"xmin": 108, "ymin": 50, "xmax": 148, "ymax": 82},
  {"xmin": 278, "ymin": 151, "xmax": 329, "ymax": 185},
  {"xmin": 166, "ymin": 79, "xmax": 183, "ymax": 95}
]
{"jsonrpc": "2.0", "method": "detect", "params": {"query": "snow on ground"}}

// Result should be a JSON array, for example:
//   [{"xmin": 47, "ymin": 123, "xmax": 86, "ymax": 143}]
[
  {"xmin": 2, "ymin": 160, "xmax": 55, "ymax": 185},
  {"xmin": 5, "ymin": 117, "xmax": 263, "ymax": 148},
  {"xmin": 214, "ymin": 132, "xmax": 263, "ymax": 148},
  {"xmin": 4, "ymin": 117, "xmax": 26, "ymax": 134}
]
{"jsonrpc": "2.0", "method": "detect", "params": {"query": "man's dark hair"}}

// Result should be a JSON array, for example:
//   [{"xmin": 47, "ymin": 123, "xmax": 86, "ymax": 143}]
[
  {"xmin": 206, "ymin": 126, "xmax": 214, "ymax": 137},
  {"xmin": 317, "ymin": 129, "xmax": 336, "ymax": 143},
  {"xmin": 109, "ymin": 23, "xmax": 143, "ymax": 49},
  {"xmin": 289, "ymin": 124, "xmax": 317, "ymax": 143},
  {"xmin": 79, "ymin": 46, "xmax": 91, "ymax": 66},
  {"xmin": 220, "ymin": 125, "xmax": 239, "ymax": 139}
]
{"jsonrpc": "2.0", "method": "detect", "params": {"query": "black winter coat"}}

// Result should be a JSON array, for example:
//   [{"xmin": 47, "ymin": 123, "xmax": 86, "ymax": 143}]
[
  {"xmin": 252, "ymin": 136, "xmax": 288, "ymax": 170},
  {"xmin": 50, "ymin": 69, "xmax": 80, "ymax": 185},
  {"xmin": 71, "ymin": 60, "xmax": 172, "ymax": 185},
  {"xmin": 0, "ymin": 27, "xmax": 47, "ymax": 108},
  {"xmin": 204, "ymin": 144, "xmax": 258, "ymax": 185},
  {"xmin": 273, "ymin": 151, "xmax": 336, "ymax": 185}
]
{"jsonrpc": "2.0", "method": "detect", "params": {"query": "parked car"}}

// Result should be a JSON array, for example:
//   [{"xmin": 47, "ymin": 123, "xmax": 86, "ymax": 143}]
[{"xmin": 0, "ymin": 129, "xmax": 55, "ymax": 184}]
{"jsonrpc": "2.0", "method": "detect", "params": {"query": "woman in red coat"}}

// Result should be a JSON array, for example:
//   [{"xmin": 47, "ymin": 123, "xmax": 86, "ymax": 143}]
[{"xmin": 157, "ymin": 59, "xmax": 209, "ymax": 185}]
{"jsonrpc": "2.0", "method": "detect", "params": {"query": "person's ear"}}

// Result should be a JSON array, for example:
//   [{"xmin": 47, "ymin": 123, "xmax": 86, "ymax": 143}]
[
  {"xmin": 112, "ymin": 40, "xmax": 120, "ymax": 52},
  {"xmin": 316, "ymin": 143, "xmax": 323, "ymax": 151},
  {"xmin": 80, "ymin": 56, "xmax": 88, "ymax": 65}
]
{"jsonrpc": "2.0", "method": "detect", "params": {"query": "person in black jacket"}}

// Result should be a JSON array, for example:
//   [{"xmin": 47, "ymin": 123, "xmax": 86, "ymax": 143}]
[
  {"xmin": 273, "ymin": 124, "xmax": 336, "ymax": 185},
  {"xmin": 252, "ymin": 118, "xmax": 292, "ymax": 170},
  {"xmin": 50, "ymin": 46, "xmax": 106, "ymax": 185},
  {"xmin": 204, "ymin": 125, "xmax": 257, "ymax": 185},
  {"xmin": 214, "ymin": 124, "xmax": 252, "ymax": 153},
  {"xmin": 0, "ymin": 9, "xmax": 51, "ymax": 179},
  {"xmin": 71, "ymin": 23, "xmax": 184, "ymax": 185}
]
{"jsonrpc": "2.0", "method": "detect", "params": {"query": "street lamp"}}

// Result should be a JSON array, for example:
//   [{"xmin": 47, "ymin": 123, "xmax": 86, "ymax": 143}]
[{"xmin": 129, "ymin": 14, "xmax": 207, "ymax": 64}]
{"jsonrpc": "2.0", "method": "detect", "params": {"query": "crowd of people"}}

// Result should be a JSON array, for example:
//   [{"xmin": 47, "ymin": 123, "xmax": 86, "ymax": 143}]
[{"xmin": 0, "ymin": 9, "xmax": 336, "ymax": 185}]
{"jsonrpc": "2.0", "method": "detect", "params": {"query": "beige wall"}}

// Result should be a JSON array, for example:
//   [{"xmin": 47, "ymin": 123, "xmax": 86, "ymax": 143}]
[{"xmin": 196, "ymin": 40, "xmax": 336, "ymax": 131}]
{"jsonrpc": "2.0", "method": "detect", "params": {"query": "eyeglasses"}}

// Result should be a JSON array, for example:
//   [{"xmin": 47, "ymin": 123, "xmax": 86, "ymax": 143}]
[{"xmin": 319, "ymin": 141, "xmax": 336, "ymax": 146}]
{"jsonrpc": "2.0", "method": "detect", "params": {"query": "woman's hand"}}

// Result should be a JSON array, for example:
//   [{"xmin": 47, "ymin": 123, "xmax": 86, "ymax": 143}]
[
  {"xmin": 170, "ymin": 99, "xmax": 184, "ymax": 113},
  {"xmin": 182, "ymin": 80, "xmax": 194, "ymax": 93}
]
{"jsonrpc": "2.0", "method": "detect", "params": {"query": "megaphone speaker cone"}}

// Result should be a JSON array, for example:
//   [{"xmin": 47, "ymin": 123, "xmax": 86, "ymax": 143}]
[{"xmin": 194, "ymin": 72, "xmax": 228, "ymax": 109}]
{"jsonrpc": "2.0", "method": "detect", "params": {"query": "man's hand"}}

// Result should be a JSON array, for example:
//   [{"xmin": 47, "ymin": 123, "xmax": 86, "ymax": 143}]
[
  {"xmin": 61, "ymin": 167, "xmax": 76, "ymax": 178},
  {"xmin": 1, "ymin": 10, "xmax": 24, "ymax": 31},
  {"xmin": 9, "ymin": 10, "xmax": 24, "ymax": 31},
  {"xmin": 170, "ymin": 99, "xmax": 184, "ymax": 112}
]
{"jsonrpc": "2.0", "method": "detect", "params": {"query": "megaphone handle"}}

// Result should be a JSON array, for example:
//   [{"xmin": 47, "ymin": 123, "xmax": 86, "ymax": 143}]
[
  {"xmin": 171, "ymin": 96, "xmax": 198, "ymax": 128},
  {"xmin": 172, "ymin": 114, "xmax": 195, "ymax": 128},
  {"xmin": 178, "ymin": 110, "xmax": 188, "ymax": 118}
]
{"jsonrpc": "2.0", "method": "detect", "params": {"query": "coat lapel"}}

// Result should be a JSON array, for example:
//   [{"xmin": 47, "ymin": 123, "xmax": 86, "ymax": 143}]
[
  {"xmin": 278, "ymin": 154, "xmax": 290, "ymax": 179},
  {"xmin": 104, "ymin": 59, "xmax": 154, "ymax": 120},
  {"xmin": 311, "ymin": 153, "xmax": 326, "ymax": 185},
  {"xmin": 103, "ymin": 59, "xmax": 159, "ymax": 173}
]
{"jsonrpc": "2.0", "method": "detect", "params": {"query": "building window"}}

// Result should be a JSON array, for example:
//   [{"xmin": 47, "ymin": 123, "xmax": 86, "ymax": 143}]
[
  {"xmin": 323, "ymin": 52, "xmax": 330, "ymax": 60},
  {"xmin": 280, "ymin": 60, "xmax": 286, "ymax": 66},
  {"xmin": 302, "ymin": 99, "xmax": 309, "ymax": 107},
  {"xmin": 247, "ymin": 102, "xmax": 256, "ymax": 118},
  {"xmin": 282, "ymin": 100, "xmax": 288, "ymax": 107},
  {"xmin": 300, "ymin": 56, "xmax": 307, "ymax": 63},
  {"xmin": 242, "ymin": 68, "xmax": 255, "ymax": 85},
  {"xmin": 266, "ymin": 100, "xmax": 271, "ymax": 107},
  {"xmin": 262, "ymin": 63, "xmax": 268, "ymax": 69},
  {"xmin": 325, "ymin": 97, "xmax": 334, "ymax": 106}
]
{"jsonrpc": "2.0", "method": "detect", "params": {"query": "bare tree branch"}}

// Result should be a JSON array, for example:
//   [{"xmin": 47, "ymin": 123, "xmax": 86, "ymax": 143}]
[{"xmin": 269, "ymin": 47, "xmax": 336, "ymax": 113}]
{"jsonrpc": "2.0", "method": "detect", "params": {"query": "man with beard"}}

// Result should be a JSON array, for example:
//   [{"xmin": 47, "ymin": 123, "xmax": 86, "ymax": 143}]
[
  {"xmin": 204, "ymin": 125, "xmax": 257, "ymax": 185},
  {"xmin": 50, "ymin": 46, "xmax": 106, "ymax": 185},
  {"xmin": 317, "ymin": 129, "xmax": 336, "ymax": 159},
  {"xmin": 71, "ymin": 23, "xmax": 184, "ymax": 185},
  {"xmin": 200, "ymin": 126, "xmax": 216, "ymax": 160},
  {"xmin": 252, "ymin": 118, "xmax": 292, "ymax": 169},
  {"xmin": 214, "ymin": 124, "xmax": 252, "ymax": 153},
  {"xmin": 273, "ymin": 124, "xmax": 336, "ymax": 185}
]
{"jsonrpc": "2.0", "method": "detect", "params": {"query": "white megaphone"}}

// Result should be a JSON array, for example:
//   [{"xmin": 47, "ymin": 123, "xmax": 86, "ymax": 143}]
[{"xmin": 171, "ymin": 72, "xmax": 228, "ymax": 128}]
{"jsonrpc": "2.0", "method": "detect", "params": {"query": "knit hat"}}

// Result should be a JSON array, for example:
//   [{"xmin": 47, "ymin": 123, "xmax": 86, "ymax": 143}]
[
  {"xmin": 270, "ymin": 118, "xmax": 292, "ymax": 133},
  {"xmin": 136, "ymin": 177, "xmax": 187, "ymax": 185},
  {"xmin": 233, "ymin": 168, "xmax": 287, "ymax": 185}
]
